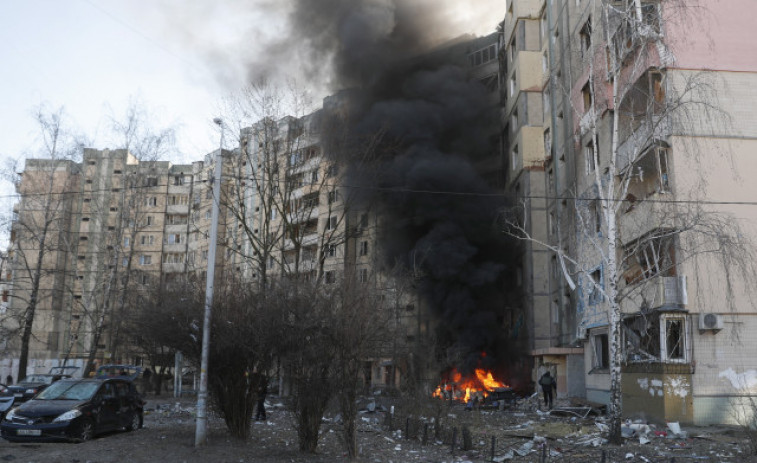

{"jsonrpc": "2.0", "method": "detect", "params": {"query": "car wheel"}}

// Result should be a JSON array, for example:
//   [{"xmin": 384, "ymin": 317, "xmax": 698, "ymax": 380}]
[
  {"xmin": 125, "ymin": 411, "xmax": 142, "ymax": 431},
  {"xmin": 70, "ymin": 418, "xmax": 94, "ymax": 442}
]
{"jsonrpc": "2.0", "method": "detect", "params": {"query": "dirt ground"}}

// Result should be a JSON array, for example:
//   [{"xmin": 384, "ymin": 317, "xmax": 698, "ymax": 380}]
[{"xmin": 1, "ymin": 394, "xmax": 756, "ymax": 463}]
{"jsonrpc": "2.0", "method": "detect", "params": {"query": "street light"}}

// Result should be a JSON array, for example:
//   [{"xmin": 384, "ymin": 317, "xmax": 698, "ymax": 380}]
[{"xmin": 195, "ymin": 117, "xmax": 224, "ymax": 447}]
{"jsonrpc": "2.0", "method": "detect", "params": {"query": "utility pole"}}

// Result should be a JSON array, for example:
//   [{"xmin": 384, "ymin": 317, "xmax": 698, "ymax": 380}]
[{"xmin": 195, "ymin": 117, "xmax": 224, "ymax": 447}]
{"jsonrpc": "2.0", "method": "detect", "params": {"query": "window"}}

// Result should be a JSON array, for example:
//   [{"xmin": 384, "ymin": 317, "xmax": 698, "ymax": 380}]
[
  {"xmin": 328, "ymin": 190, "xmax": 337, "ymax": 204},
  {"xmin": 582, "ymin": 82, "xmax": 592, "ymax": 112},
  {"xmin": 359, "ymin": 268, "xmax": 369, "ymax": 283},
  {"xmin": 509, "ymin": 75, "xmax": 516, "ymax": 97},
  {"xmin": 663, "ymin": 316, "xmax": 685, "ymax": 362},
  {"xmin": 167, "ymin": 234, "xmax": 182, "ymax": 244},
  {"xmin": 146, "ymin": 197, "xmax": 157, "ymax": 206},
  {"xmin": 510, "ymin": 109, "xmax": 518, "ymax": 132},
  {"xmin": 511, "ymin": 145, "xmax": 519, "ymax": 171},
  {"xmin": 624, "ymin": 232, "xmax": 675, "ymax": 283},
  {"xmin": 589, "ymin": 200, "xmax": 602, "ymax": 234},
  {"xmin": 325, "ymin": 216, "xmax": 337, "ymax": 231},
  {"xmin": 588, "ymin": 268, "xmax": 603, "ymax": 304},
  {"xmin": 360, "ymin": 213, "xmax": 369, "ymax": 228},
  {"xmin": 326, "ymin": 164, "xmax": 338, "ymax": 178},
  {"xmin": 206, "ymin": 188, "xmax": 213, "ymax": 199},
  {"xmin": 122, "ymin": 257, "xmax": 128, "ymax": 267},
  {"xmin": 585, "ymin": 141, "xmax": 596, "ymax": 173},
  {"xmin": 202, "ymin": 250, "xmax": 208, "ymax": 261},
  {"xmin": 146, "ymin": 216, "xmax": 153, "ymax": 226},
  {"xmin": 325, "ymin": 271, "xmax": 336, "ymax": 284},
  {"xmin": 145, "ymin": 177, "xmax": 158, "ymax": 187},
  {"xmin": 139, "ymin": 255, "xmax": 152, "ymax": 265},
  {"xmin": 326, "ymin": 244, "xmax": 337, "ymax": 258},
  {"xmin": 141, "ymin": 235, "xmax": 154, "ymax": 245},
  {"xmin": 310, "ymin": 170, "xmax": 319, "ymax": 184},
  {"xmin": 591, "ymin": 332, "xmax": 609, "ymax": 369},
  {"xmin": 624, "ymin": 313, "xmax": 688, "ymax": 363},
  {"xmin": 174, "ymin": 175, "xmax": 184, "ymax": 185},
  {"xmin": 141, "ymin": 274, "xmax": 149, "ymax": 285},
  {"xmin": 205, "ymin": 210, "xmax": 212, "ymax": 220},
  {"xmin": 359, "ymin": 241, "xmax": 369, "ymax": 256},
  {"xmin": 580, "ymin": 17, "xmax": 592, "ymax": 59}
]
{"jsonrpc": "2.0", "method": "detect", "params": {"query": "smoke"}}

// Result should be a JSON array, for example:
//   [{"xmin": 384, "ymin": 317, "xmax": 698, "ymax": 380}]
[{"xmin": 282, "ymin": 0, "xmax": 522, "ymax": 376}]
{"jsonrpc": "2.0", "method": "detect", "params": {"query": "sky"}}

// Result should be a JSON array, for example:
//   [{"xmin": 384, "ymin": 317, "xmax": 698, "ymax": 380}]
[{"xmin": 0, "ymin": 0, "xmax": 504, "ymax": 232}]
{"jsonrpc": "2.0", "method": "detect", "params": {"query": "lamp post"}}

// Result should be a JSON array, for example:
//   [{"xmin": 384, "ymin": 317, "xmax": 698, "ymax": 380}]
[{"xmin": 195, "ymin": 117, "xmax": 224, "ymax": 447}]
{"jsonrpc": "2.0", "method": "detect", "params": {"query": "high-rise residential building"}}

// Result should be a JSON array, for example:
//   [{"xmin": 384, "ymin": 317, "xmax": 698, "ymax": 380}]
[{"xmin": 502, "ymin": 0, "xmax": 757, "ymax": 425}]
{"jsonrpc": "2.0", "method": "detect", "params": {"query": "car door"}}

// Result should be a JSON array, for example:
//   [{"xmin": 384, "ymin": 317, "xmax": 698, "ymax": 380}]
[
  {"xmin": 95, "ymin": 382, "xmax": 120, "ymax": 431},
  {"xmin": 114, "ymin": 381, "xmax": 131, "ymax": 427}
]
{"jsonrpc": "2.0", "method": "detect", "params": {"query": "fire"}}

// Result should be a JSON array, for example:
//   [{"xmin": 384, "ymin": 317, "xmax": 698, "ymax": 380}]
[{"xmin": 432, "ymin": 368, "xmax": 508, "ymax": 402}]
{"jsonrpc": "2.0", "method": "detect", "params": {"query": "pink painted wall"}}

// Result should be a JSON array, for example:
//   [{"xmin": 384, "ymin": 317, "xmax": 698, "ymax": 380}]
[{"xmin": 665, "ymin": 0, "xmax": 757, "ymax": 72}]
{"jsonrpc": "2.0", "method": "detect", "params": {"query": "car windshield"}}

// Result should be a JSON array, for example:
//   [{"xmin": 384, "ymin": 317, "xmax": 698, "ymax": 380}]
[
  {"xmin": 21, "ymin": 375, "xmax": 53, "ymax": 385},
  {"xmin": 36, "ymin": 381, "xmax": 99, "ymax": 400}
]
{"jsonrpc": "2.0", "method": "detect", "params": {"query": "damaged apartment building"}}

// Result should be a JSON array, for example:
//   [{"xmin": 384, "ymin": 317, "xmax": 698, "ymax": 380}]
[{"xmin": 501, "ymin": 0, "xmax": 757, "ymax": 425}]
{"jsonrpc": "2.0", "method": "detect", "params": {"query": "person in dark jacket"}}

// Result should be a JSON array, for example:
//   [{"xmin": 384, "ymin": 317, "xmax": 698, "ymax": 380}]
[
  {"xmin": 539, "ymin": 371, "xmax": 557, "ymax": 409},
  {"xmin": 255, "ymin": 378, "xmax": 268, "ymax": 421}
]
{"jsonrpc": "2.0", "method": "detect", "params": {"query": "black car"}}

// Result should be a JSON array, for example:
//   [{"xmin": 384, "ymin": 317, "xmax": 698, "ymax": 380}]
[
  {"xmin": 0, "ymin": 384, "xmax": 14, "ymax": 420},
  {"xmin": 0, "ymin": 378, "xmax": 144, "ymax": 442},
  {"xmin": 7, "ymin": 374, "xmax": 70, "ymax": 403}
]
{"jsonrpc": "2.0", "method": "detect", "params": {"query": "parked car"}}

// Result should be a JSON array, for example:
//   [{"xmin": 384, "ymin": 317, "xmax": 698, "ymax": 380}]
[
  {"xmin": 0, "ymin": 384, "xmax": 14, "ymax": 420},
  {"xmin": 0, "ymin": 377, "xmax": 144, "ymax": 442},
  {"xmin": 95, "ymin": 364, "xmax": 142, "ymax": 381},
  {"xmin": 7, "ymin": 374, "xmax": 70, "ymax": 403}
]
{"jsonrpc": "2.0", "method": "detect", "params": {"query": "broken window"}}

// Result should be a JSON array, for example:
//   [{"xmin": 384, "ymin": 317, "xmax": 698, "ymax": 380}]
[
  {"xmin": 663, "ymin": 315, "xmax": 686, "ymax": 362},
  {"xmin": 623, "ymin": 312, "xmax": 687, "ymax": 363},
  {"xmin": 626, "ymin": 144, "xmax": 670, "ymax": 202},
  {"xmin": 588, "ymin": 268, "xmax": 603, "ymax": 305},
  {"xmin": 582, "ymin": 82, "xmax": 592, "ymax": 113},
  {"xmin": 580, "ymin": 17, "xmax": 592, "ymax": 59},
  {"xmin": 591, "ymin": 332, "xmax": 609, "ymax": 369},
  {"xmin": 623, "ymin": 231, "xmax": 676, "ymax": 284}
]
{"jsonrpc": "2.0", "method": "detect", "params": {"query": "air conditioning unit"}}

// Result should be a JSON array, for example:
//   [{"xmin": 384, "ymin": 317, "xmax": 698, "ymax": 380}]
[{"xmin": 698, "ymin": 313, "xmax": 723, "ymax": 331}]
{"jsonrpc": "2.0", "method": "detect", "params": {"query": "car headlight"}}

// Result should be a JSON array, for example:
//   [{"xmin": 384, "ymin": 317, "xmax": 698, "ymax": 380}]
[
  {"xmin": 53, "ymin": 409, "xmax": 82, "ymax": 423},
  {"xmin": 25, "ymin": 388, "xmax": 37, "ymax": 395},
  {"xmin": 5, "ymin": 408, "xmax": 17, "ymax": 420}
]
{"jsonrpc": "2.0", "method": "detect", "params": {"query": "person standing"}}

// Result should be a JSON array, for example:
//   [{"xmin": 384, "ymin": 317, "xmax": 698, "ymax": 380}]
[
  {"xmin": 254, "ymin": 378, "xmax": 268, "ymax": 421},
  {"xmin": 5, "ymin": 375, "xmax": 12, "ymax": 385},
  {"xmin": 539, "ymin": 370, "xmax": 557, "ymax": 409},
  {"xmin": 142, "ymin": 368, "xmax": 152, "ymax": 394}
]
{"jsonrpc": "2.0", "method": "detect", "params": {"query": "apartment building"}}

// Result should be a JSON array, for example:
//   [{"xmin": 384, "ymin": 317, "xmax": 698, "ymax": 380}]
[
  {"xmin": 503, "ymin": 0, "xmax": 757, "ymax": 425},
  {"xmin": 1, "ymin": 148, "xmax": 229, "ymax": 380}
]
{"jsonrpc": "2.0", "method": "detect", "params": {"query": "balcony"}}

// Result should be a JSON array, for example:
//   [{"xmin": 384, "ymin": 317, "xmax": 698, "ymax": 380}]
[
  {"xmin": 623, "ymin": 275, "xmax": 687, "ymax": 314},
  {"xmin": 162, "ymin": 263, "xmax": 185, "ymax": 273},
  {"xmin": 166, "ymin": 204, "xmax": 189, "ymax": 215}
]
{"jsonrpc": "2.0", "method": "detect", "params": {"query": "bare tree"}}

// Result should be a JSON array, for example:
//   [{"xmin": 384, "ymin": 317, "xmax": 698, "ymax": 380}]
[{"xmin": 4, "ymin": 106, "xmax": 82, "ymax": 381}]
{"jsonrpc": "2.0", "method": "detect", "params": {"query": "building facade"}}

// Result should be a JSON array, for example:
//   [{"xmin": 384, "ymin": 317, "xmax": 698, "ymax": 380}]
[{"xmin": 502, "ymin": 0, "xmax": 757, "ymax": 425}]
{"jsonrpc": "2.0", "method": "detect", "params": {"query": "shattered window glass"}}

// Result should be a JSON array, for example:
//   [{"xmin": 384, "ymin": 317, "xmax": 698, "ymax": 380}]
[
  {"xmin": 665, "ymin": 318, "xmax": 685, "ymax": 361},
  {"xmin": 624, "ymin": 313, "xmax": 687, "ymax": 363}
]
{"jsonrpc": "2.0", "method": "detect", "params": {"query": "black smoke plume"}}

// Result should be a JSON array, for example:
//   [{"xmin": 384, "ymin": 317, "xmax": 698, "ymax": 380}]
[{"xmin": 288, "ymin": 1, "xmax": 523, "ymax": 381}]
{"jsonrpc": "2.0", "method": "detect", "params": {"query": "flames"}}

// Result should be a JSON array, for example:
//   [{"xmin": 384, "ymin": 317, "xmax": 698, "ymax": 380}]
[{"xmin": 432, "ymin": 368, "xmax": 508, "ymax": 403}]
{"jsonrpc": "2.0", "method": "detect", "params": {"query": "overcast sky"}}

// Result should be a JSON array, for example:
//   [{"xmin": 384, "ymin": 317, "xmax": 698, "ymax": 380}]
[{"xmin": 0, "ymin": 0, "xmax": 504, "ymax": 232}]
